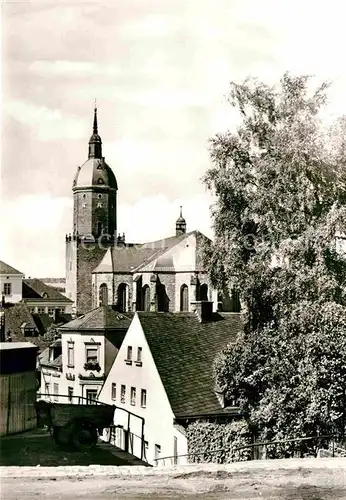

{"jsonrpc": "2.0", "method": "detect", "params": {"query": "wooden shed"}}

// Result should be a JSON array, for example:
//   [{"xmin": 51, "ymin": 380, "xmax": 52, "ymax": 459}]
[{"xmin": 0, "ymin": 342, "xmax": 38, "ymax": 436}]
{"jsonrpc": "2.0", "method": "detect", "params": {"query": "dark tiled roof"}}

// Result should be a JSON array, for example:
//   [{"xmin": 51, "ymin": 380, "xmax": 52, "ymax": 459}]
[
  {"xmin": 5, "ymin": 304, "xmax": 70, "ymax": 352},
  {"xmin": 32, "ymin": 313, "xmax": 54, "ymax": 335},
  {"xmin": 48, "ymin": 354, "xmax": 62, "ymax": 369},
  {"xmin": 137, "ymin": 312, "xmax": 242, "ymax": 418},
  {"xmin": 38, "ymin": 346, "xmax": 50, "ymax": 365},
  {"xmin": 59, "ymin": 306, "xmax": 134, "ymax": 331},
  {"xmin": 111, "ymin": 247, "xmax": 162, "ymax": 273},
  {"xmin": 4, "ymin": 303, "xmax": 50, "ymax": 351},
  {"xmin": 22, "ymin": 278, "xmax": 72, "ymax": 302},
  {"xmin": 0, "ymin": 260, "xmax": 24, "ymax": 275}
]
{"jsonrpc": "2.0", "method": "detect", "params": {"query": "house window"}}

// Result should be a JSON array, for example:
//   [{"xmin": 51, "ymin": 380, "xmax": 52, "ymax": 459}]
[
  {"xmin": 86, "ymin": 389, "xmax": 98, "ymax": 405},
  {"xmin": 86, "ymin": 346, "xmax": 99, "ymax": 363},
  {"xmin": 111, "ymin": 383, "xmax": 116, "ymax": 400},
  {"xmin": 141, "ymin": 389, "xmax": 147, "ymax": 408},
  {"xmin": 180, "ymin": 284, "xmax": 189, "ymax": 312},
  {"xmin": 68, "ymin": 386, "xmax": 74, "ymax": 403},
  {"xmin": 127, "ymin": 346, "xmax": 132, "ymax": 361},
  {"xmin": 67, "ymin": 342, "xmax": 74, "ymax": 367},
  {"xmin": 120, "ymin": 385, "xmax": 126, "ymax": 403},
  {"xmin": 154, "ymin": 444, "xmax": 161, "ymax": 461},
  {"xmin": 37, "ymin": 307, "xmax": 45, "ymax": 314},
  {"xmin": 45, "ymin": 382, "xmax": 50, "ymax": 394},
  {"xmin": 53, "ymin": 383, "xmax": 59, "ymax": 402},
  {"xmin": 30, "ymin": 308, "xmax": 35, "ymax": 313},
  {"xmin": 137, "ymin": 347, "xmax": 142, "ymax": 363},
  {"xmin": 4, "ymin": 283, "xmax": 11, "ymax": 295},
  {"xmin": 144, "ymin": 440, "xmax": 149, "ymax": 461},
  {"xmin": 48, "ymin": 308, "xmax": 55, "ymax": 317},
  {"xmin": 130, "ymin": 387, "xmax": 136, "ymax": 406}
]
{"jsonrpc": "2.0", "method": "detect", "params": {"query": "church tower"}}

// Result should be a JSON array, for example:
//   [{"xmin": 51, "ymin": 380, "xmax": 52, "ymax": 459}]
[
  {"xmin": 72, "ymin": 107, "xmax": 118, "ymax": 239},
  {"xmin": 66, "ymin": 107, "xmax": 118, "ymax": 314}
]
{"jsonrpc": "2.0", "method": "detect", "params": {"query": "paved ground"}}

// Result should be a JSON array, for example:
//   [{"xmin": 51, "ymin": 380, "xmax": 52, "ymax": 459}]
[
  {"xmin": 2, "ymin": 459, "xmax": 346, "ymax": 499},
  {"xmin": 0, "ymin": 428, "xmax": 147, "ymax": 467}
]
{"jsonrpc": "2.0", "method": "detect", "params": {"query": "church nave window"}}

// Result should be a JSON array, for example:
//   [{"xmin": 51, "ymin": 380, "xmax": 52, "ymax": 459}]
[
  {"xmin": 180, "ymin": 284, "xmax": 189, "ymax": 312},
  {"xmin": 99, "ymin": 283, "xmax": 108, "ymax": 306}
]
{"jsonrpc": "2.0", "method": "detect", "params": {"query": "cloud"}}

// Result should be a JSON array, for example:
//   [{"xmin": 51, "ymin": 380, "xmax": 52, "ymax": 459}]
[
  {"xmin": 0, "ymin": 195, "xmax": 72, "ymax": 277},
  {"xmin": 5, "ymin": 100, "xmax": 85, "ymax": 140},
  {"xmin": 29, "ymin": 60, "xmax": 123, "ymax": 79}
]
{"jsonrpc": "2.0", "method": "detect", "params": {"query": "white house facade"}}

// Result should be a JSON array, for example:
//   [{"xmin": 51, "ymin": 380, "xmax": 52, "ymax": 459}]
[
  {"xmin": 0, "ymin": 261, "xmax": 24, "ymax": 304},
  {"xmin": 98, "ymin": 304, "xmax": 242, "ymax": 466},
  {"xmin": 39, "ymin": 307, "xmax": 133, "ymax": 404},
  {"xmin": 98, "ymin": 313, "xmax": 188, "ymax": 464}
]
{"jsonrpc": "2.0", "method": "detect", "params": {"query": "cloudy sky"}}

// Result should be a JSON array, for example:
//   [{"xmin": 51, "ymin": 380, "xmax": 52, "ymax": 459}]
[{"xmin": 1, "ymin": 0, "xmax": 346, "ymax": 277}]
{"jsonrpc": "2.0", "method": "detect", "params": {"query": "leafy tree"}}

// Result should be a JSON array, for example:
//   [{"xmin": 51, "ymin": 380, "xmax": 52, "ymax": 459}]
[{"xmin": 204, "ymin": 73, "xmax": 346, "ymax": 451}]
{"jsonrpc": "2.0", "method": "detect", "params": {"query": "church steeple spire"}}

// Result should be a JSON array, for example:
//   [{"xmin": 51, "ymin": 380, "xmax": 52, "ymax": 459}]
[
  {"xmin": 176, "ymin": 205, "xmax": 186, "ymax": 236},
  {"xmin": 88, "ymin": 103, "xmax": 102, "ymax": 159},
  {"xmin": 93, "ymin": 105, "xmax": 98, "ymax": 134}
]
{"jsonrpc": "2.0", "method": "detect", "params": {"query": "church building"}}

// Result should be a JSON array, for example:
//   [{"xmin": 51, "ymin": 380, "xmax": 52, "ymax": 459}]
[{"xmin": 66, "ymin": 108, "xmax": 239, "ymax": 316}]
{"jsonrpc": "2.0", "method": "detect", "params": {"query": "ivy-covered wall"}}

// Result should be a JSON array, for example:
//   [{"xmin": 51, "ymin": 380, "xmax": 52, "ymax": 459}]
[{"xmin": 186, "ymin": 419, "xmax": 252, "ymax": 463}]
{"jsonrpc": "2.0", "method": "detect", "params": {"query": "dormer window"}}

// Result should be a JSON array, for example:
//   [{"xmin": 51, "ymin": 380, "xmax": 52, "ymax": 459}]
[{"xmin": 42, "ymin": 292, "xmax": 48, "ymax": 298}]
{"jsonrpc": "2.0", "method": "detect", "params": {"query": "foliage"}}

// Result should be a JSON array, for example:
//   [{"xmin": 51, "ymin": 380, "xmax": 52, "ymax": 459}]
[
  {"xmin": 42, "ymin": 323, "xmax": 60, "ymax": 343},
  {"xmin": 186, "ymin": 419, "xmax": 252, "ymax": 463},
  {"xmin": 84, "ymin": 360, "xmax": 101, "ymax": 372},
  {"xmin": 204, "ymin": 73, "xmax": 346, "ymax": 450}
]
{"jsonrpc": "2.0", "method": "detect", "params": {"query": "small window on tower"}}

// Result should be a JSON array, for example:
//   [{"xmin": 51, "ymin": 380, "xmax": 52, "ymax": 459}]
[
  {"xmin": 98, "ymin": 178, "xmax": 104, "ymax": 185},
  {"xmin": 97, "ymin": 203, "xmax": 103, "ymax": 208},
  {"xmin": 98, "ymin": 194, "xmax": 102, "ymax": 199},
  {"xmin": 83, "ymin": 194, "xmax": 86, "ymax": 199},
  {"xmin": 82, "ymin": 203, "xmax": 87, "ymax": 208}
]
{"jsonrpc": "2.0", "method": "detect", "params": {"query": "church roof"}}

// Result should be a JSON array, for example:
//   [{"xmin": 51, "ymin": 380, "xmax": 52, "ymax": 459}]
[
  {"xmin": 59, "ymin": 306, "xmax": 134, "ymax": 331},
  {"xmin": 93, "ymin": 231, "xmax": 198, "ymax": 274},
  {"xmin": 137, "ymin": 311, "xmax": 243, "ymax": 418},
  {"xmin": 0, "ymin": 260, "xmax": 24, "ymax": 275}
]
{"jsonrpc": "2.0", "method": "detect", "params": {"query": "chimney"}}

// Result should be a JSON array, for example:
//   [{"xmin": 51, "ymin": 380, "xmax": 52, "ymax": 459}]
[{"xmin": 194, "ymin": 300, "xmax": 213, "ymax": 322}]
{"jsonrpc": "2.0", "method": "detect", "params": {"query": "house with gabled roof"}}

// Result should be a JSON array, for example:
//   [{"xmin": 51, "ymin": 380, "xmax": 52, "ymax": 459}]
[
  {"xmin": 22, "ymin": 278, "xmax": 73, "ymax": 316},
  {"xmin": 0, "ymin": 260, "xmax": 24, "ymax": 304},
  {"xmin": 39, "ymin": 306, "xmax": 134, "ymax": 403},
  {"xmin": 98, "ymin": 302, "xmax": 242, "ymax": 465}
]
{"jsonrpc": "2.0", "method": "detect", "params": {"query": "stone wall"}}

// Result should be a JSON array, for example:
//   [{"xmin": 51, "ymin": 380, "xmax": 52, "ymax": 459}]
[{"xmin": 76, "ymin": 243, "xmax": 109, "ymax": 314}]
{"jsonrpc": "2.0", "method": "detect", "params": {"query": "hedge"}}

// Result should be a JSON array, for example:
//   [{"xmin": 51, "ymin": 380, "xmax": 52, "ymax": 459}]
[{"xmin": 186, "ymin": 419, "xmax": 252, "ymax": 463}]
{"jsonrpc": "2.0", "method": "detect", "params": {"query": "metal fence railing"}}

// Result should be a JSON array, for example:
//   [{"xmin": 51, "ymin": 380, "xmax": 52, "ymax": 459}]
[
  {"xmin": 36, "ymin": 393, "xmax": 109, "ymax": 406},
  {"xmin": 153, "ymin": 434, "xmax": 340, "ymax": 467}
]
